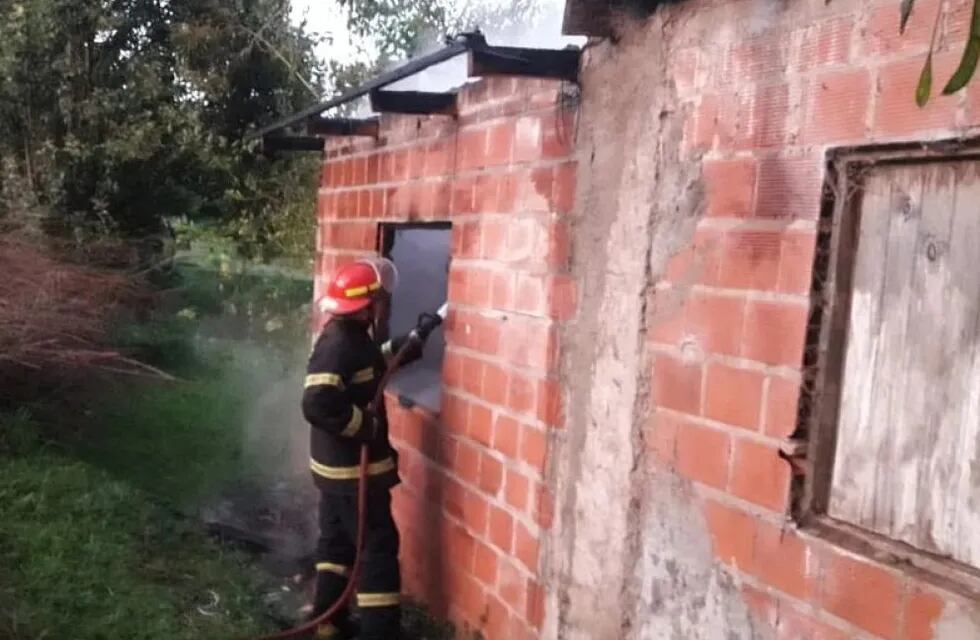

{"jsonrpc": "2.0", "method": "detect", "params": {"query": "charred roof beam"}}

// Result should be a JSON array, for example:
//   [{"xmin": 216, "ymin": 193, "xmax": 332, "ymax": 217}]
[
  {"xmin": 307, "ymin": 116, "xmax": 381, "ymax": 138},
  {"xmin": 369, "ymin": 89, "xmax": 459, "ymax": 116},
  {"xmin": 468, "ymin": 45, "xmax": 581, "ymax": 82}
]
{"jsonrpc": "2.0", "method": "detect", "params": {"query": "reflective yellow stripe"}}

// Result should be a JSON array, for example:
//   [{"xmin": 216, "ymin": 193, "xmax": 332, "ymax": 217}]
[
  {"xmin": 340, "ymin": 406, "xmax": 363, "ymax": 437},
  {"xmin": 351, "ymin": 367, "xmax": 375, "ymax": 384},
  {"xmin": 344, "ymin": 282, "xmax": 381, "ymax": 298},
  {"xmin": 381, "ymin": 341, "xmax": 393, "ymax": 361},
  {"xmin": 315, "ymin": 562, "xmax": 350, "ymax": 577},
  {"xmin": 315, "ymin": 623, "xmax": 339, "ymax": 638},
  {"xmin": 356, "ymin": 592, "xmax": 400, "ymax": 608},
  {"xmin": 305, "ymin": 373, "xmax": 344, "ymax": 389},
  {"xmin": 310, "ymin": 456, "xmax": 396, "ymax": 480}
]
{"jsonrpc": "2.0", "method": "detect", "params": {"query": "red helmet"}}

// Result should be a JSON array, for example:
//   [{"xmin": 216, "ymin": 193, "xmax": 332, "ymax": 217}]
[{"xmin": 317, "ymin": 258, "xmax": 398, "ymax": 315}]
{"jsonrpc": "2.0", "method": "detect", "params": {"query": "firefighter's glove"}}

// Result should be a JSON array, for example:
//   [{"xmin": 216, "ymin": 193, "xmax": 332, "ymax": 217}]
[{"xmin": 411, "ymin": 311, "xmax": 443, "ymax": 344}]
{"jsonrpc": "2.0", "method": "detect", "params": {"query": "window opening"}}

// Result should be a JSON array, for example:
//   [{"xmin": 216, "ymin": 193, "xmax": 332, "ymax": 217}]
[{"xmin": 378, "ymin": 222, "xmax": 452, "ymax": 413}]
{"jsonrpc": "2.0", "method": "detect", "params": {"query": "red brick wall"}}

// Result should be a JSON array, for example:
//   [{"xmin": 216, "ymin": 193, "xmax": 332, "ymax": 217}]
[
  {"xmin": 315, "ymin": 76, "xmax": 576, "ymax": 639},
  {"xmin": 643, "ymin": 0, "xmax": 980, "ymax": 637}
]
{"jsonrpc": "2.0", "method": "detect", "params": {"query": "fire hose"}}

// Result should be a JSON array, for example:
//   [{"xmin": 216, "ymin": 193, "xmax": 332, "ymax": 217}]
[{"xmin": 250, "ymin": 305, "xmax": 446, "ymax": 640}]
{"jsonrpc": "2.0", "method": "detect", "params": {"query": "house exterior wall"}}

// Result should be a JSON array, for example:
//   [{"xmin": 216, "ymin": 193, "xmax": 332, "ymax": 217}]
[
  {"xmin": 316, "ymin": 0, "xmax": 980, "ymax": 635},
  {"xmin": 547, "ymin": 0, "xmax": 980, "ymax": 638},
  {"xmin": 314, "ymin": 76, "xmax": 576, "ymax": 639}
]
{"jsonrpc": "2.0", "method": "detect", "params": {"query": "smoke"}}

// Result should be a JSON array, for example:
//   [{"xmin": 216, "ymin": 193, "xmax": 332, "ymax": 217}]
[{"xmin": 383, "ymin": 0, "xmax": 585, "ymax": 95}]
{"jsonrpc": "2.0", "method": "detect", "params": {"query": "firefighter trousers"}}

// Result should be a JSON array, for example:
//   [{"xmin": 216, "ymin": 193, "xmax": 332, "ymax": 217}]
[{"xmin": 313, "ymin": 488, "xmax": 400, "ymax": 640}]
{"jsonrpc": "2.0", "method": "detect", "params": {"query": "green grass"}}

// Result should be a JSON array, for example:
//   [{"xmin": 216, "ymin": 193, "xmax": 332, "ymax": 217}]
[{"xmin": 0, "ymin": 415, "xmax": 276, "ymax": 640}]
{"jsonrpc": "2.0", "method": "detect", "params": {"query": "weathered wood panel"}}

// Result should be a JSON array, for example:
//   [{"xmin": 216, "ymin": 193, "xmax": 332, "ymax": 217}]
[{"xmin": 829, "ymin": 161, "xmax": 980, "ymax": 568}]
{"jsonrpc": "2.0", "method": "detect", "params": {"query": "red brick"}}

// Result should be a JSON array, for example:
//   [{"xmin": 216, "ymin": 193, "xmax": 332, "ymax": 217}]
[
  {"xmin": 491, "ymin": 270, "xmax": 515, "ymax": 309},
  {"xmin": 480, "ymin": 219, "xmax": 507, "ymax": 260},
  {"xmin": 526, "ymin": 579, "xmax": 545, "ymax": 630},
  {"xmin": 730, "ymin": 32, "xmax": 788, "ymax": 84},
  {"xmin": 507, "ymin": 371, "xmax": 537, "ymax": 416},
  {"xmin": 462, "ymin": 356, "xmax": 484, "ymax": 397},
  {"xmin": 803, "ymin": 70, "xmax": 871, "ymax": 144},
  {"xmin": 553, "ymin": 161, "xmax": 576, "ymax": 215},
  {"xmin": 746, "ymin": 83, "xmax": 790, "ymax": 149},
  {"xmin": 443, "ymin": 349, "xmax": 465, "ymax": 390},
  {"xmin": 424, "ymin": 141, "xmax": 451, "ymax": 177},
  {"xmin": 775, "ymin": 606, "xmax": 851, "ymax": 640},
  {"xmin": 764, "ymin": 376, "xmax": 801, "ymax": 438},
  {"xmin": 474, "ymin": 174, "xmax": 500, "ymax": 214},
  {"xmin": 651, "ymin": 355, "xmax": 703, "ymax": 415},
  {"xmin": 704, "ymin": 158, "xmax": 757, "ymax": 217},
  {"xmin": 459, "ymin": 128, "xmax": 489, "ymax": 171},
  {"xmin": 488, "ymin": 507, "xmax": 514, "ymax": 552},
  {"xmin": 541, "ymin": 109, "xmax": 575, "ymax": 159},
  {"xmin": 514, "ymin": 522, "xmax": 539, "ymax": 571},
  {"xmin": 714, "ymin": 231, "xmax": 782, "ymax": 291},
  {"xmin": 874, "ymin": 54, "xmax": 960, "ymax": 138},
  {"xmin": 685, "ymin": 292, "xmax": 746, "ymax": 357},
  {"xmin": 442, "ymin": 392, "xmax": 469, "ymax": 434},
  {"xmin": 754, "ymin": 155, "xmax": 823, "ymax": 219},
  {"xmin": 456, "ymin": 439, "xmax": 481, "ymax": 486},
  {"xmin": 818, "ymin": 550, "xmax": 903, "ymax": 639},
  {"xmin": 742, "ymin": 300, "xmax": 807, "ymax": 367},
  {"xmin": 675, "ymin": 421, "xmax": 731, "ymax": 489},
  {"xmin": 545, "ymin": 275, "xmax": 577, "ymax": 321},
  {"xmin": 535, "ymin": 378, "xmax": 563, "ymax": 428},
  {"xmin": 513, "ymin": 116, "xmax": 542, "ymax": 163},
  {"xmin": 371, "ymin": 188, "xmax": 386, "ymax": 219},
  {"xmin": 729, "ymin": 438, "xmax": 791, "ymax": 512},
  {"xmin": 482, "ymin": 362, "xmax": 510, "ymax": 407},
  {"xmin": 469, "ymin": 402, "xmax": 494, "ymax": 446},
  {"xmin": 462, "ymin": 490, "xmax": 490, "ymax": 536},
  {"xmin": 753, "ymin": 521, "xmax": 813, "ymax": 599},
  {"xmin": 704, "ymin": 363, "xmax": 764, "ymax": 430},
  {"xmin": 515, "ymin": 273, "xmax": 546, "ymax": 315},
  {"xmin": 533, "ymin": 483, "xmax": 555, "ymax": 529},
  {"xmin": 391, "ymin": 150, "xmax": 410, "ymax": 181},
  {"xmin": 505, "ymin": 470, "xmax": 529, "ymax": 510},
  {"xmin": 645, "ymin": 410, "xmax": 679, "ymax": 466},
  {"xmin": 797, "ymin": 18, "xmax": 852, "ymax": 71},
  {"xmin": 705, "ymin": 500, "xmax": 758, "ymax": 575},
  {"xmin": 497, "ymin": 559, "xmax": 526, "ymax": 611},
  {"xmin": 452, "ymin": 177, "xmax": 476, "ymax": 215},
  {"xmin": 520, "ymin": 425, "xmax": 547, "ymax": 473},
  {"xmin": 526, "ymin": 166, "xmax": 554, "ymax": 212},
  {"xmin": 478, "ymin": 453, "xmax": 504, "ymax": 495},
  {"xmin": 486, "ymin": 122, "xmax": 514, "ymax": 166},
  {"xmin": 861, "ymin": 0, "xmax": 937, "ymax": 58},
  {"xmin": 455, "ymin": 572, "xmax": 487, "ymax": 627},
  {"xmin": 484, "ymin": 594, "xmax": 510, "ymax": 640},
  {"xmin": 905, "ymin": 586, "xmax": 946, "ymax": 640},
  {"xmin": 473, "ymin": 541, "xmax": 499, "ymax": 586},
  {"xmin": 778, "ymin": 230, "xmax": 816, "ymax": 295},
  {"xmin": 493, "ymin": 415, "xmax": 520, "ymax": 459},
  {"xmin": 446, "ymin": 524, "xmax": 476, "ymax": 572}
]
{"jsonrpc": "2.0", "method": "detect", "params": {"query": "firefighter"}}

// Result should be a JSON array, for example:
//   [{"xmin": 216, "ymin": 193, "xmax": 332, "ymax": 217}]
[{"xmin": 301, "ymin": 258, "xmax": 437, "ymax": 640}]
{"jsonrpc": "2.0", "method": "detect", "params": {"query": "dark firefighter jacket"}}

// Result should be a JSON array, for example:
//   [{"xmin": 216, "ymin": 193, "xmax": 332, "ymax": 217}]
[{"xmin": 302, "ymin": 316, "xmax": 421, "ymax": 494}]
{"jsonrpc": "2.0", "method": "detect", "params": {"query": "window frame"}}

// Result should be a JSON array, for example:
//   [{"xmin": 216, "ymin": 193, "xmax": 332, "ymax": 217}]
[
  {"xmin": 798, "ymin": 137, "xmax": 980, "ymax": 598},
  {"xmin": 375, "ymin": 221, "xmax": 452, "ymax": 412}
]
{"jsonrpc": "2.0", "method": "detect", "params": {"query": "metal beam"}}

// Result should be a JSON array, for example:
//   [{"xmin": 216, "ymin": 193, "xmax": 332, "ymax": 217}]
[
  {"xmin": 468, "ymin": 46, "xmax": 581, "ymax": 82},
  {"xmin": 261, "ymin": 136, "xmax": 324, "ymax": 153},
  {"xmin": 369, "ymin": 90, "xmax": 458, "ymax": 116},
  {"xmin": 307, "ymin": 116, "xmax": 380, "ymax": 138},
  {"xmin": 249, "ymin": 33, "xmax": 485, "ymax": 139}
]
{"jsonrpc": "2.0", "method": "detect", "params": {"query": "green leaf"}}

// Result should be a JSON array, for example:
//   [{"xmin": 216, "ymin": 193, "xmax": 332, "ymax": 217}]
[
  {"xmin": 917, "ymin": 52, "xmax": 934, "ymax": 107},
  {"xmin": 901, "ymin": 0, "xmax": 916, "ymax": 33},
  {"xmin": 943, "ymin": 0, "xmax": 980, "ymax": 94}
]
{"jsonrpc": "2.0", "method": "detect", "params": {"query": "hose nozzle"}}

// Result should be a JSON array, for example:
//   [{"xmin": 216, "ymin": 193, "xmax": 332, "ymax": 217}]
[{"xmin": 410, "ymin": 303, "xmax": 447, "ymax": 343}]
